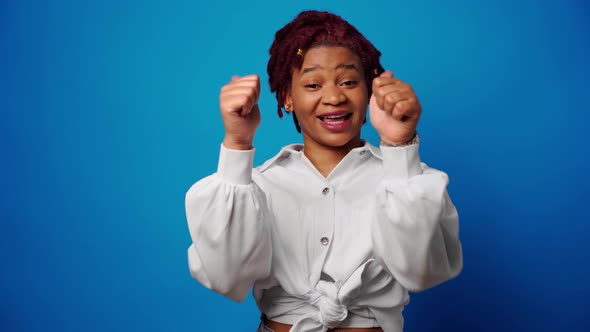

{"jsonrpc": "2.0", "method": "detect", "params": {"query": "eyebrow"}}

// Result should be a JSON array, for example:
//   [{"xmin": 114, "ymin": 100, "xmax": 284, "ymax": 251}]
[{"xmin": 301, "ymin": 63, "xmax": 359, "ymax": 75}]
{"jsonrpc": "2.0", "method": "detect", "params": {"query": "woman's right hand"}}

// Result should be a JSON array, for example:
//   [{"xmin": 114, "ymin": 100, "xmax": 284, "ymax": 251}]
[{"xmin": 219, "ymin": 74, "xmax": 261, "ymax": 150}]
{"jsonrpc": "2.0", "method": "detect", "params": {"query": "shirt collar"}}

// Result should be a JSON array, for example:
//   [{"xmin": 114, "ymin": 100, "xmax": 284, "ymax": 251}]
[{"xmin": 258, "ymin": 140, "xmax": 382, "ymax": 173}]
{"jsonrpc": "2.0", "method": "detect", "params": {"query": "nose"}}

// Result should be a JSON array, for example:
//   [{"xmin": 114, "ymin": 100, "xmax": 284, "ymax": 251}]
[{"xmin": 321, "ymin": 85, "xmax": 346, "ymax": 106}]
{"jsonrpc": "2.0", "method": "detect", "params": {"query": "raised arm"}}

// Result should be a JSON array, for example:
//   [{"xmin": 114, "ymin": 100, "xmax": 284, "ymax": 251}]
[
  {"xmin": 371, "ymin": 144, "xmax": 462, "ymax": 291},
  {"xmin": 185, "ymin": 75, "xmax": 271, "ymax": 302},
  {"xmin": 369, "ymin": 71, "xmax": 462, "ymax": 291}
]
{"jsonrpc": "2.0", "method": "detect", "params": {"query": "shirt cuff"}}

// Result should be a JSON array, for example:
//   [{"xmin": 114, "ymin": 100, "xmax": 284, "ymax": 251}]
[
  {"xmin": 380, "ymin": 143, "xmax": 422, "ymax": 180},
  {"xmin": 217, "ymin": 144, "xmax": 255, "ymax": 185}
]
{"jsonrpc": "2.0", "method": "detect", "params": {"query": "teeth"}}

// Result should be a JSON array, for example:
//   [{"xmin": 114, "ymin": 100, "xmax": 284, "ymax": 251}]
[
  {"xmin": 320, "ymin": 113, "xmax": 349, "ymax": 121},
  {"xmin": 323, "ymin": 117, "xmax": 346, "ymax": 124},
  {"xmin": 324, "ymin": 114, "xmax": 346, "ymax": 119}
]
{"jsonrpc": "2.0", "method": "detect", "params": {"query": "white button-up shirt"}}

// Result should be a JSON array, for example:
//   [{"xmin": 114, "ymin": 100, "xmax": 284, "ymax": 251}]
[{"xmin": 186, "ymin": 141, "xmax": 462, "ymax": 332}]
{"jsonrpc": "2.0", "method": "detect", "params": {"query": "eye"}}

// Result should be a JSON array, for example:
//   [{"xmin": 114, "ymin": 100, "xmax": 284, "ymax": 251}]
[
  {"xmin": 341, "ymin": 80, "xmax": 357, "ymax": 87},
  {"xmin": 305, "ymin": 83, "xmax": 321, "ymax": 90}
]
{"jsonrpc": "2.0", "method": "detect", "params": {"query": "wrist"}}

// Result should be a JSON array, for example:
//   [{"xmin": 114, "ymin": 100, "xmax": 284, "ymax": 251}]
[
  {"xmin": 222, "ymin": 137, "xmax": 253, "ymax": 150},
  {"xmin": 380, "ymin": 132, "xmax": 419, "ymax": 147}
]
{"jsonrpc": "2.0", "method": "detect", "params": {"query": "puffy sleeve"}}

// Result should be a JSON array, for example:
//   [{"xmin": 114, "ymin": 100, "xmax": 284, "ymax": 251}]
[
  {"xmin": 372, "ymin": 143, "xmax": 463, "ymax": 292},
  {"xmin": 185, "ymin": 144, "xmax": 272, "ymax": 302}
]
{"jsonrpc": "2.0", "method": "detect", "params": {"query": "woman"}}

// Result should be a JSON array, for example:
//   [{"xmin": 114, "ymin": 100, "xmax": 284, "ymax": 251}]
[{"xmin": 186, "ymin": 10, "xmax": 462, "ymax": 332}]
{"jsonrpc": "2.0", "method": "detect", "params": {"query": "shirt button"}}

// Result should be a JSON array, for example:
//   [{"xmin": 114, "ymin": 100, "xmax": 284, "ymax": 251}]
[
  {"xmin": 320, "ymin": 237, "xmax": 330, "ymax": 246},
  {"xmin": 322, "ymin": 187, "xmax": 330, "ymax": 195},
  {"xmin": 360, "ymin": 150, "xmax": 367, "ymax": 155}
]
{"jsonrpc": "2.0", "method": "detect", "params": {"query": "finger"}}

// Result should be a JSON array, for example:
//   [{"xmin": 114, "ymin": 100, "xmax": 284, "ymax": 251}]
[
  {"xmin": 391, "ymin": 100, "xmax": 412, "ymax": 120},
  {"xmin": 225, "ymin": 76, "xmax": 260, "ymax": 88},
  {"xmin": 230, "ymin": 74, "xmax": 259, "ymax": 84},
  {"xmin": 222, "ymin": 83, "xmax": 260, "ymax": 103},
  {"xmin": 237, "ymin": 89, "xmax": 259, "ymax": 116},
  {"xmin": 374, "ymin": 88, "xmax": 412, "ymax": 113},
  {"xmin": 392, "ymin": 99, "xmax": 421, "ymax": 121},
  {"xmin": 221, "ymin": 75, "xmax": 261, "ymax": 117},
  {"xmin": 242, "ymin": 75, "xmax": 261, "ymax": 101},
  {"xmin": 242, "ymin": 99, "xmax": 256, "ymax": 115},
  {"xmin": 382, "ymin": 91, "xmax": 408, "ymax": 114},
  {"xmin": 372, "ymin": 78, "xmax": 403, "ymax": 99},
  {"xmin": 380, "ymin": 70, "xmax": 394, "ymax": 78},
  {"xmin": 375, "ymin": 79, "xmax": 411, "ymax": 94},
  {"xmin": 372, "ymin": 70, "xmax": 394, "ymax": 88},
  {"xmin": 222, "ymin": 88, "xmax": 260, "ymax": 112},
  {"xmin": 374, "ymin": 83, "xmax": 413, "ymax": 101},
  {"xmin": 386, "ymin": 90, "xmax": 418, "ymax": 115},
  {"xmin": 248, "ymin": 103, "xmax": 260, "ymax": 117},
  {"xmin": 373, "ymin": 79, "xmax": 414, "ymax": 109},
  {"xmin": 222, "ymin": 87, "xmax": 259, "ymax": 98},
  {"xmin": 220, "ymin": 92, "xmax": 256, "ymax": 114},
  {"xmin": 225, "ymin": 76, "xmax": 260, "ymax": 100}
]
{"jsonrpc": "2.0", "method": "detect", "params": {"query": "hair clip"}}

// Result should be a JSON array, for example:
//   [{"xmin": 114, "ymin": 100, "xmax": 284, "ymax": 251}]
[
  {"xmin": 297, "ymin": 48, "xmax": 303, "ymax": 56},
  {"xmin": 373, "ymin": 68, "xmax": 379, "ymax": 75}
]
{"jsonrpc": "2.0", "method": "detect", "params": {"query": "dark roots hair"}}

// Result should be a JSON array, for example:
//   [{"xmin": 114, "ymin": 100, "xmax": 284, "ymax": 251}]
[{"xmin": 267, "ymin": 10, "xmax": 384, "ymax": 132}]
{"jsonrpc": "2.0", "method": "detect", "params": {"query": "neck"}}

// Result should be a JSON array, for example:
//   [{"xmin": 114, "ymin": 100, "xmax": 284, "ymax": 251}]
[{"xmin": 302, "ymin": 136, "xmax": 362, "ymax": 178}]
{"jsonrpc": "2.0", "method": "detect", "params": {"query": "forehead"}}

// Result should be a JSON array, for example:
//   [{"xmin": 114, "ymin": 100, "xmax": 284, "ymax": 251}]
[{"xmin": 298, "ymin": 46, "xmax": 362, "ymax": 72}]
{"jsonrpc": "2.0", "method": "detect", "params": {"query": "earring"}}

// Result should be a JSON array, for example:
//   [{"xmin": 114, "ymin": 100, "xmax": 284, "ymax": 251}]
[{"xmin": 284, "ymin": 104, "xmax": 293, "ymax": 112}]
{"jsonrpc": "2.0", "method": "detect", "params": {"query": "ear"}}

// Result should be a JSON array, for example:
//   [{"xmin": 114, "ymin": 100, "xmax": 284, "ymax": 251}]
[{"xmin": 284, "ymin": 91, "xmax": 294, "ymax": 113}]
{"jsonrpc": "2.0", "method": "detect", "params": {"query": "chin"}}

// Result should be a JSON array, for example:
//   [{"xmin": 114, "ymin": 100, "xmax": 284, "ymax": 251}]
[{"xmin": 322, "ymin": 134, "xmax": 361, "ymax": 148}]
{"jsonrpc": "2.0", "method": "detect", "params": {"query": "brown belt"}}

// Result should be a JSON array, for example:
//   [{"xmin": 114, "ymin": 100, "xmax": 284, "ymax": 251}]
[{"xmin": 263, "ymin": 318, "xmax": 384, "ymax": 332}]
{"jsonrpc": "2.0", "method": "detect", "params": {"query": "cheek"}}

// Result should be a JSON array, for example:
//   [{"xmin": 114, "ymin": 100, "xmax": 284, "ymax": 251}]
[
  {"xmin": 358, "ymin": 108, "xmax": 368, "ymax": 121},
  {"xmin": 293, "ymin": 94, "xmax": 318, "ymax": 113},
  {"xmin": 353, "ymin": 90, "xmax": 370, "ymax": 108}
]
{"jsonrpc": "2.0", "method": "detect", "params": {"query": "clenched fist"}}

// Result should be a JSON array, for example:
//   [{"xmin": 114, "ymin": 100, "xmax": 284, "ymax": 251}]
[
  {"xmin": 219, "ymin": 74, "xmax": 261, "ymax": 150},
  {"xmin": 369, "ymin": 71, "xmax": 421, "ymax": 145}
]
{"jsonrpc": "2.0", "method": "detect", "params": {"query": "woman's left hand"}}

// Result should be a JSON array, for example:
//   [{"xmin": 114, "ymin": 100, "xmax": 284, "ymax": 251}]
[{"xmin": 369, "ymin": 70, "xmax": 421, "ymax": 145}]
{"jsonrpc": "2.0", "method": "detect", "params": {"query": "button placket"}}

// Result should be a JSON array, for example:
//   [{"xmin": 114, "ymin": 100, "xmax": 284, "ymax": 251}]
[{"xmin": 317, "ymin": 183, "xmax": 333, "ymax": 273}]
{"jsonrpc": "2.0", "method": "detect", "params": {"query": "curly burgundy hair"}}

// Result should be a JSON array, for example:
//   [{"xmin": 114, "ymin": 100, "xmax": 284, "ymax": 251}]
[{"xmin": 267, "ymin": 10, "xmax": 384, "ymax": 132}]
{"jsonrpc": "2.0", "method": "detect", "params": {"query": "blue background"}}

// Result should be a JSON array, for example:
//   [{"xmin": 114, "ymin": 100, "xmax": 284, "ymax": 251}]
[{"xmin": 2, "ymin": 0, "xmax": 588, "ymax": 331}]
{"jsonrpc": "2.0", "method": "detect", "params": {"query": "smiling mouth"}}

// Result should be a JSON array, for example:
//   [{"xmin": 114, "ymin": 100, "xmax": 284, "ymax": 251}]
[{"xmin": 317, "ymin": 113, "xmax": 352, "ymax": 123}]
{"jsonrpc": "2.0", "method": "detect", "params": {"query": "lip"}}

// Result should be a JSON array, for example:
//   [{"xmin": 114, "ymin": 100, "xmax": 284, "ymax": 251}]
[
  {"xmin": 317, "ymin": 110, "xmax": 353, "ymax": 131},
  {"xmin": 317, "ymin": 110, "xmax": 351, "ymax": 118}
]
